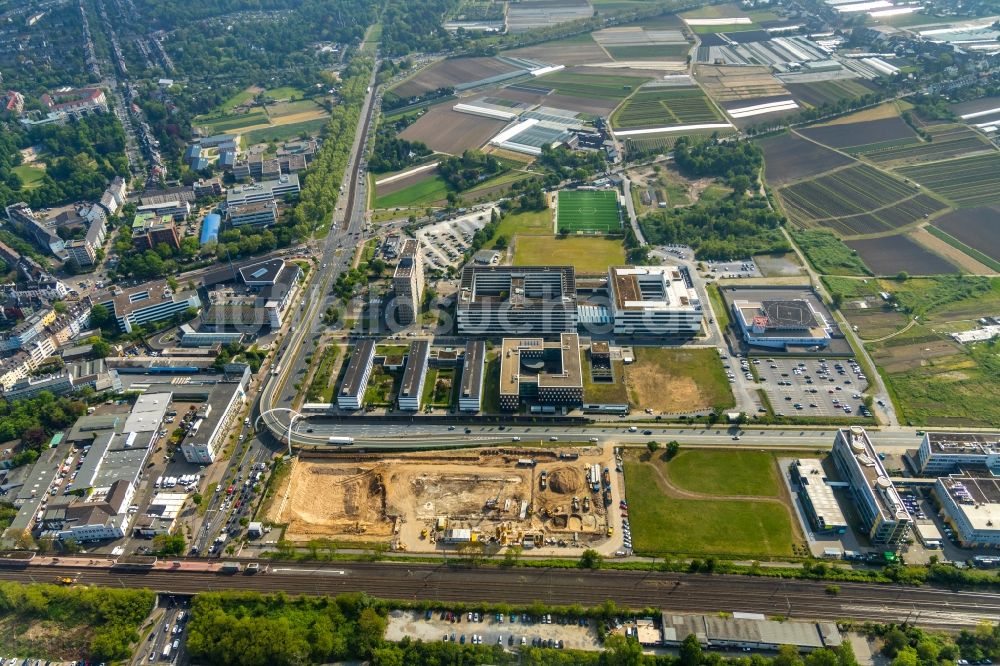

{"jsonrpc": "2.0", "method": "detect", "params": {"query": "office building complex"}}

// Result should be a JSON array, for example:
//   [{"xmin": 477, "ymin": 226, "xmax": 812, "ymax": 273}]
[
  {"xmin": 98, "ymin": 282, "xmax": 201, "ymax": 333},
  {"xmin": 227, "ymin": 200, "xmax": 278, "ymax": 228},
  {"xmin": 458, "ymin": 266, "xmax": 578, "ymax": 336},
  {"xmin": 499, "ymin": 333, "xmax": 582, "ymax": 411},
  {"xmin": 337, "ymin": 340, "xmax": 376, "ymax": 410},
  {"xmin": 392, "ymin": 239, "xmax": 423, "ymax": 326},
  {"xmin": 398, "ymin": 340, "xmax": 430, "ymax": 411},
  {"xmin": 832, "ymin": 427, "xmax": 911, "ymax": 546},
  {"xmin": 732, "ymin": 299, "xmax": 832, "ymax": 350},
  {"xmin": 608, "ymin": 266, "xmax": 702, "ymax": 336},
  {"xmin": 790, "ymin": 459, "xmax": 847, "ymax": 534},
  {"xmin": 459, "ymin": 340, "xmax": 486, "ymax": 412},
  {"xmin": 935, "ymin": 473, "xmax": 1000, "ymax": 548},
  {"xmin": 225, "ymin": 174, "xmax": 300, "ymax": 208},
  {"xmin": 916, "ymin": 432, "xmax": 1000, "ymax": 476}
]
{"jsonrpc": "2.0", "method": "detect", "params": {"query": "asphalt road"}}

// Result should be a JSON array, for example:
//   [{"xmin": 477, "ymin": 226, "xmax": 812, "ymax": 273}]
[{"xmin": 10, "ymin": 562, "xmax": 998, "ymax": 630}]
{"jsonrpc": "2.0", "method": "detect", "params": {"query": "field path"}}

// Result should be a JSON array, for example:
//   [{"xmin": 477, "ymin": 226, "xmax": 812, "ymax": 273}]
[
  {"xmin": 859, "ymin": 316, "xmax": 916, "ymax": 344},
  {"xmin": 639, "ymin": 455, "xmax": 807, "ymax": 544}
]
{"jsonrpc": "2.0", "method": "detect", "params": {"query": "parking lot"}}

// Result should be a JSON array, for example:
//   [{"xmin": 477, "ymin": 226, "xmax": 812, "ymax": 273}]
[
  {"xmin": 416, "ymin": 208, "xmax": 493, "ymax": 272},
  {"xmin": 385, "ymin": 609, "xmax": 601, "ymax": 652},
  {"xmin": 751, "ymin": 357, "xmax": 871, "ymax": 419},
  {"xmin": 705, "ymin": 258, "xmax": 762, "ymax": 279}
]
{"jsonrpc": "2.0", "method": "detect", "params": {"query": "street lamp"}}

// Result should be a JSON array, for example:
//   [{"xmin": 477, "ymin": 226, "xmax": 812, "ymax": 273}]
[{"xmin": 256, "ymin": 407, "xmax": 307, "ymax": 456}]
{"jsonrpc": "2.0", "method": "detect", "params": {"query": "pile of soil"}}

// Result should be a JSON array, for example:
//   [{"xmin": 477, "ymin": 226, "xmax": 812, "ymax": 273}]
[{"xmin": 548, "ymin": 467, "xmax": 583, "ymax": 495}]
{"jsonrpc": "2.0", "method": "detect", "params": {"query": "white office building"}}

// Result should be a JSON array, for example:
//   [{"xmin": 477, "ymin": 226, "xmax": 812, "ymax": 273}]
[{"xmin": 608, "ymin": 266, "xmax": 702, "ymax": 336}]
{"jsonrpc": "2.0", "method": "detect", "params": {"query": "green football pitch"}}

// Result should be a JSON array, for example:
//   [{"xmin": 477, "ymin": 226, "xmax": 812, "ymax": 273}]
[{"xmin": 557, "ymin": 189, "xmax": 621, "ymax": 234}]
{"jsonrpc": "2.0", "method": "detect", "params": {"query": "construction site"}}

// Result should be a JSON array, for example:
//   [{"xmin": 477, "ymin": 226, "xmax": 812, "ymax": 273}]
[{"xmin": 264, "ymin": 446, "xmax": 622, "ymax": 554}]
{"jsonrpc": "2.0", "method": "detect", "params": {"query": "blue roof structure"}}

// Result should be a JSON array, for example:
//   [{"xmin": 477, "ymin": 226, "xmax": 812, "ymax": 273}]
[{"xmin": 200, "ymin": 213, "xmax": 221, "ymax": 245}]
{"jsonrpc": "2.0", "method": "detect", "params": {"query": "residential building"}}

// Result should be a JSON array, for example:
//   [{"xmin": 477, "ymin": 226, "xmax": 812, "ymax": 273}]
[
  {"xmin": 41, "ymin": 87, "xmax": 108, "ymax": 115},
  {"xmin": 790, "ymin": 458, "xmax": 847, "ymax": 534},
  {"xmin": 98, "ymin": 282, "xmax": 201, "ymax": 333},
  {"xmin": 131, "ymin": 211, "xmax": 180, "ymax": 251},
  {"xmin": 916, "ymin": 432, "xmax": 1000, "ymax": 476},
  {"xmin": 935, "ymin": 472, "xmax": 1000, "ymax": 548},
  {"xmin": 1, "ymin": 91, "xmax": 24, "ymax": 116},
  {"xmin": 608, "ymin": 265, "xmax": 702, "ymax": 336},
  {"xmin": 459, "ymin": 340, "xmax": 486, "ymax": 412},
  {"xmin": 193, "ymin": 178, "xmax": 224, "ymax": 198},
  {"xmin": 98, "ymin": 177, "xmax": 127, "ymax": 216},
  {"xmin": 392, "ymin": 239, "xmax": 423, "ymax": 326},
  {"xmin": 1, "ymin": 308, "xmax": 57, "ymax": 351},
  {"xmin": 47, "ymin": 299, "xmax": 93, "ymax": 346},
  {"xmin": 458, "ymin": 265, "xmax": 578, "ymax": 336},
  {"xmin": 731, "ymin": 298, "xmax": 832, "ymax": 350},
  {"xmin": 227, "ymin": 200, "xmax": 278, "ymax": 228},
  {"xmin": 337, "ymin": 340, "xmax": 376, "ymax": 410},
  {"xmin": 0, "ymin": 352, "xmax": 34, "ymax": 390},
  {"xmin": 4, "ymin": 203, "xmax": 65, "ymax": 257},
  {"xmin": 398, "ymin": 340, "xmax": 430, "ymax": 411},
  {"xmin": 3, "ymin": 372, "xmax": 74, "ymax": 401},
  {"xmin": 499, "ymin": 333, "xmax": 582, "ymax": 411},
  {"xmin": 832, "ymin": 427, "xmax": 911, "ymax": 547}
]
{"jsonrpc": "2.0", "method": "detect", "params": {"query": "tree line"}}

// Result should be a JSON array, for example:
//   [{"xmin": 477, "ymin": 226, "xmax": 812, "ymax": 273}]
[{"xmin": 0, "ymin": 393, "xmax": 87, "ymax": 468}]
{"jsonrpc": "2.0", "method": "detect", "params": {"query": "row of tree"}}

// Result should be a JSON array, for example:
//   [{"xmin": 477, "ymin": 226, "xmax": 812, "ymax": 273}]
[{"xmin": 0, "ymin": 393, "xmax": 88, "ymax": 467}]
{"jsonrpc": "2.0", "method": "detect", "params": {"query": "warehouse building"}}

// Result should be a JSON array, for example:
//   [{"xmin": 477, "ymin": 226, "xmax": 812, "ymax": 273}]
[
  {"xmin": 791, "ymin": 459, "xmax": 847, "ymax": 534},
  {"xmin": 608, "ymin": 266, "xmax": 702, "ymax": 336},
  {"xmin": 499, "ymin": 333, "xmax": 582, "ymax": 411},
  {"xmin": 338, "ymin": 340, "xmax": 376, "ymax": 410},
  {"xmin": 916, "ymin": 432, "xmax": 1000, "ymax": 476},
  {"xmin": 398, "ymin": 340, "xmax": 430, "ymax": 411},
  {"xmin": 935, "ymin": 473, "xmax": 1000, "ymax": 548},
  {"xmin": 832, "ymin": 427, "xmax": 911, "ymax": 547},
  {"xmin": 459, "ymin": 340, "xmax": 486, "ymax": 412},
  {"xmin": 458, "ymin": 265, "xmax": 578, "ymax": 336},
  {"xmin": 660, "ymin": 612, "xmax": 842, "ymax": 652}
]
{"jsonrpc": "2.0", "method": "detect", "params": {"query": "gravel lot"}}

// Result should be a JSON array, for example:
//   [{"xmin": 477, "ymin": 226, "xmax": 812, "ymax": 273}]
[{"xmin": 385, "ymin": 609, "xmax": 602, "ymax": 651}]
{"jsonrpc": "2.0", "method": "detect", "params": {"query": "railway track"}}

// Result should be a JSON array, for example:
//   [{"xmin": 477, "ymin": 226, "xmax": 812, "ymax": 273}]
[{"xmin": 4, "ymin": 561, "xmax": 996, "ymax": 630}]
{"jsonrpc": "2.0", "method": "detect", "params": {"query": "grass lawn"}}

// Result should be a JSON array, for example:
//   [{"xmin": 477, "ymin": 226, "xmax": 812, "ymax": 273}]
[
  {"xmin": 265, "ymin": 86, "xmax": 306, "ymax": 100},
  {"xmin": 375, "ymin": 175, "xmax": 450, "ymax": 208},
  {"xmin": 421, "ymin": 367, "xmax": 455, "ymax": 408},
  {"xmin": 624, "ymin": 347, "xmax": 733, "ymax": 413},
  {"xmin": 195, "ymin": 110, "xmax": 270, "ymax": 134},
  {"xmin": 791, "ymin": 229, "xmax": 872, "ymax": 276},
  {"xmin": 513, "ymin": 235, "xmax": 625, "ymax": 274},
  {"xmin": 222, "ymin": 86, "xmax": 259, "ymax": 111},
  {"xmin": 668, "ymin": 450, "xmax": 780, "ymax": 497},
  {"xmin": 580, "ymin": 350, "xmax": 629, "ymax": 404},
  {"xmin": 242, "ymin": 118, "xmax": 329, "ymax": 146},
  {"xmin": 482, "ymin": 352, "xmax": 501, "ymax": 413},
  {"xmin": 364, "ymin": 366, "xmax": 399, "ymax": 407},
  {"xmin": 488, "ymin": 208, "xmax": 553, "ymax": 246},
  {"xmin": 706, "ymin": 283, "xmax": 731, "ymax": 332},
  {"xmin": 12, "ymin": 164, "xmax": 44, "ymax": 189},
  {"xmin": 624, "ymin": 461, "xmax": 794, "ymax": 558}
]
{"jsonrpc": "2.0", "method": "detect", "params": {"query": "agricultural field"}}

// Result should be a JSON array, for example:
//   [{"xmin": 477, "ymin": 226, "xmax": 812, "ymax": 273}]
[
  {"xmin": 506, "ymin": 0, "xmax": 593, "ymax": 33},
  {"xmin": 242, "ymin": 118, "xmax": 329, "ymax": 146},
  {"xmin": 778, "ymin": 163, "xmax": 944, "ymax": 236},
  {"xmin": 399, "ymin": 105, "xmax": 507, "ymax": 154},
  {"xmin": 790, "ymin": 229, "xmax": 871, "ymax": 276},
  {"xmin": 931, "ymin": 206, "xmax": 1000, "ymax": 269},
  {"xmin": 845, "ymin": 235, "xmax": 958, "ymax": 276},
  {"xmin": 784, "ymin": 78, "xmax": 876, "ymax": 108},
  {"xmin": 826, "ymin": 276, "xmax": 1000, "ymax": 427},
  {"xmin": 503, "ymin": 33, "xmax": 612, "ymax": 66},
  {"xmin": 374, "ymin": 174, "xmax": 450, "ymax": 208},
  {"xmin": 799, "ymin": 116, "xmax": 918, "ymax": 150},
  {"xmin": 863, "ymin": 125, "xmax": 993, "ymax": 165},
  {"xmin": 612, "ymin": 86, "xmax": 723, "ymax": 129},
  {"xmin": 623, "ymin": 454, "xmax": 796, "ymax": 558},
  {"xmin": 758, "ymin": 132, "xmax": 854, "ymax": 186},
  {"xmin": 556, "ymin": 189, "xmax": 621, "ymax": 233},
  {"xmin": 623, "ymin": 347, "xmax": 733, "ymax": 414},
  {"xmin": 605, "ymin": 43, "xmax": 691, "ymax": 60},
  {"xmin": 535, "ymin": 70, "xmax": 652, "ymax": 105},
  {"xmin": 695, "ymin": 65, "xmax": 789, "ymax": 103},
  {"xmin": 897, "ymin": 153, "xmax": 1000, "ymax": 208},
  {"xmin": 391, "ymin": 57, "xmax": 521, "ymax": 98},
  {"xmin": 512, "ymin": 235, "xmax": 625, "ymax": 273}
]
